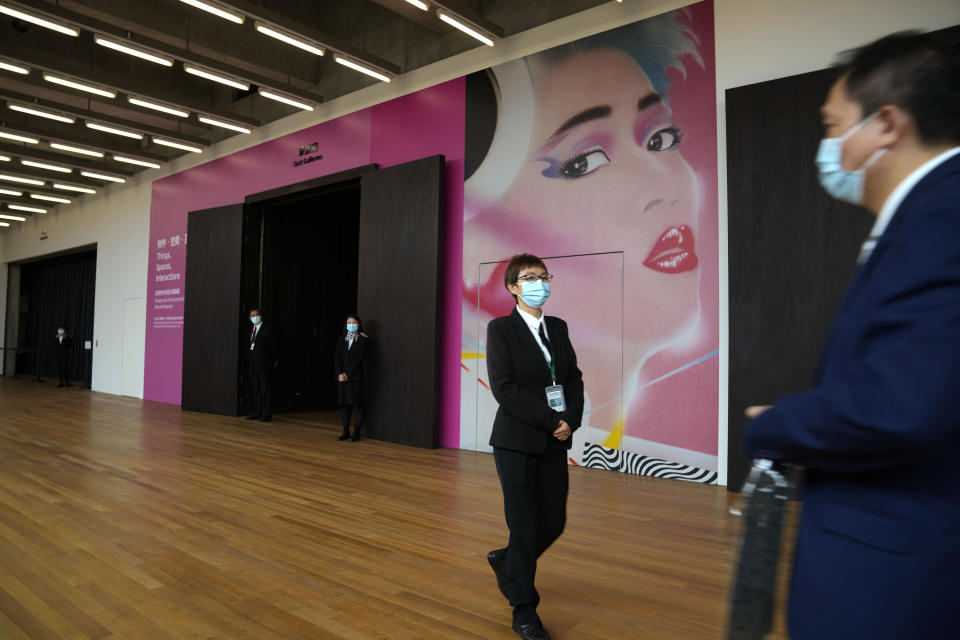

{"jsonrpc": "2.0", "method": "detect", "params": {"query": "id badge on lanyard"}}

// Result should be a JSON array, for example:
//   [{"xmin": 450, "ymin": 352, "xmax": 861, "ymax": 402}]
[{"xmin": 545, "ymin": 384, "xmax": 566, "ymax": 412}]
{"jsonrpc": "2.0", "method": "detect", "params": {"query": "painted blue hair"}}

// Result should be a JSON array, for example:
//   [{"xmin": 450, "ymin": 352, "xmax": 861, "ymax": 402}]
[{"xmin": 529, "ymin": 8, "xmax": 702, "ymax": 102}]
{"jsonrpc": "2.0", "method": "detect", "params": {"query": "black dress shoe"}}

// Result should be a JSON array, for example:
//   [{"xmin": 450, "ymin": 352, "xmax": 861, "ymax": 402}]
[
  {"xmin": 65, "ymin": 383, "xmax": 73, "ymax": 387},
  {"xmin": 487, "ymin": 549, "xmax": 509, "ymax": 599},
  {"xmin": 512, "ymin": 619, "xmax": 550, "ymax": 640},
  {"xmin": 245, "ymin": 415, "xmax": 260, "ymax": 420},
  {"xmin": 349, "ymin": 432, "xmax": 361, "ymax": 441},
  {"xmin": 259, "ymin": 416, "xmax": 272, "ymax": 422},
  {"xmin": 337, "ymin": 432, "xmax": 350, "ymax": 441}
]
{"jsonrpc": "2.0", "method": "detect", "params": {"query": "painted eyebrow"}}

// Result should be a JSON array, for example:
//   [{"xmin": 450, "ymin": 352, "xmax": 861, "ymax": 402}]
[{"xmin": 545, "ymin": 93, "xmax": 664, "ymax": 143}]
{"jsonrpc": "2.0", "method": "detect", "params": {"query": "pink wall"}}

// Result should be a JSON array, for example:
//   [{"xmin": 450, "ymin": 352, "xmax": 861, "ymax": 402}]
[{"xmin": 144, "ymin": 79, "xmax": 465, "ymax": 447}]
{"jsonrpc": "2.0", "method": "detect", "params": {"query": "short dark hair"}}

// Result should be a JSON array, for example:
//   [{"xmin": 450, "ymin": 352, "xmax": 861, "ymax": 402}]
[
  {"xmin": 249, "ymin": 307, "xmax": 261, "ymax": 315},
  {"xmin": 836, "ymin": 31, "xmax": 960, "ymax": 146},
  {"xmin": 56, "ymin": 324, "xmax": 65, "ymax": 330},
  {"xmin": 504, "ymin": 253, "xmax": 548, "ymax": 300}
]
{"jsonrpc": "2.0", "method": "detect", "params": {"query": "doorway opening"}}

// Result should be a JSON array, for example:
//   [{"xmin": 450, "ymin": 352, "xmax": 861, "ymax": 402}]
[{"xmin": 248, "ymin": 180, "xmax": 361, "ymax": 414}]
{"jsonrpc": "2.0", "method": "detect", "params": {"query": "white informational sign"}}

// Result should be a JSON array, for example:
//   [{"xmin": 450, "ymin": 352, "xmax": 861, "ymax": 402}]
[{"xmin": 84, "ymin": 341, "xmax": 92, "ymax": 350}]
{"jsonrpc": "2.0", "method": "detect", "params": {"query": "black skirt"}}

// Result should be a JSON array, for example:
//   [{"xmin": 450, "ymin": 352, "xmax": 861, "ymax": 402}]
[{"xmin": 337, "ymin": 380, "xmax": 363, "ymax": 406}]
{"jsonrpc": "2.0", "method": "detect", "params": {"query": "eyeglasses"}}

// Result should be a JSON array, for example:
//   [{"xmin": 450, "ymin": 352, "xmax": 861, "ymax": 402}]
[{"xmin": 517, "ymin": 273, "xmax": 554, "ymax": 284}]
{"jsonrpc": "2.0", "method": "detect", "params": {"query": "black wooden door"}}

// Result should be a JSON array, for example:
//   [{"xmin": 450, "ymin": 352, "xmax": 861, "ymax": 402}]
[
  {"xmin": 357, "ymin": 155, "xmax": 445, "ymax": 448},
  {"xmin": 182, "ymin": 204, "xmax": 245, "ymax": 415}
]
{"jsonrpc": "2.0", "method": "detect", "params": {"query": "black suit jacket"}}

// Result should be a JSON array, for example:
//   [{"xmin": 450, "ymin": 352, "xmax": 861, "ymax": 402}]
[
  {"xmin": 486, "ymin": 308, "xmax": 584, "ymax": 453},
  {"xmin": 54, "ymin": 335, "xmax": 73, "ymax": 365},
  {"xmin": 248, "ymin": 323, "xmax": 277, "ymax": 371},
  {"xmin": 335, "ymin": 335, "xmax": 367, "ymax": 381}
]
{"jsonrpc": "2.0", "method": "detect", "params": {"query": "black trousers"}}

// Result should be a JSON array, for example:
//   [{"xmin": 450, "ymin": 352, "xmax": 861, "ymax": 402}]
[
  {"xmin": 249, "ymin": 366, "xmax": 273, "ymax": 419},
  {"xmin": 493, "ymin": 442, "xmax": 569, "ymax": 619},
  {"xmin": 56, "ymin": 357, "xmax": 69, "ymax": 384},
  {"xmin": 341, "ymin": 405, "xmax": 364, "ymax": 434}
]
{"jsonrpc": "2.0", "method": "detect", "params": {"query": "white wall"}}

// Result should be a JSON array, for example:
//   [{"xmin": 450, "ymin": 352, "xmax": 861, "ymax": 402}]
[
  {"xmin": 0, "ymin": 0, "xmax": 956, "ymax": 471},
  {"xmin": 713, "ymin": 0, "xmax": 960, "ymax": 484}
]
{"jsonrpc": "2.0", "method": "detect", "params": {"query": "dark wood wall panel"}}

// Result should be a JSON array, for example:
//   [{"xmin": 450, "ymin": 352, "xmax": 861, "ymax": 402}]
[
  {"xmin": 357, "ymin": 155, "xmax": 445, "ymax": 448},
  {"xmin": 725, "ymin": 70, "xmax": 870, "ymax": 490},
  {"xmin": 182, "ymin": 204, "xmax": 245, "ymax": 415}
]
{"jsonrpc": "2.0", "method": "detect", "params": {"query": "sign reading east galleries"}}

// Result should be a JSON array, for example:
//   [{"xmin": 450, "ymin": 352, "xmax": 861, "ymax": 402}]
[{"xmin": 294, "ymin": 141, "xmax": 323, "ymax": 168}]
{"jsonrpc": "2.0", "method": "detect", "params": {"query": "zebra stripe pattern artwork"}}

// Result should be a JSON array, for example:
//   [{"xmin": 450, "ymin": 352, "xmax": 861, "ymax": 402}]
[{"xmin": 582, "ymin": 442, "xmax": 718, "ymax": 484}]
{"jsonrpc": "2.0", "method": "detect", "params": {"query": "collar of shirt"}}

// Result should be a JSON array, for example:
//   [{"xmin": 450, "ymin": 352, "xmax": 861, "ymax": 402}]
[
  {"xmin": 516, "ymin": 305, "xmax": 551, "ymax": 362},
  {"xmin": 859, "ymin": 146, "xmax": 960, "ymax": 263}
]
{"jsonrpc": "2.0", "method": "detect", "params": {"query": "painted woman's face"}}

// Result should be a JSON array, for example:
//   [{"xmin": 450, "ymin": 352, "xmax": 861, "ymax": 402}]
[{"xmin": 472, "ymin": 48, "xmax": 700, "ymax": 360}]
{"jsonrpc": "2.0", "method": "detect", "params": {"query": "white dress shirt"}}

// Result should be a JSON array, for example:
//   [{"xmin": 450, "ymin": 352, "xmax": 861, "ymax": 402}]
[
  {"xmin": 858, "ymin": 146, "xmax": 960, "ymax": 264},
  {"xmin": 516, "ymin": 305, "xmax": 551, "ymax": 363}
]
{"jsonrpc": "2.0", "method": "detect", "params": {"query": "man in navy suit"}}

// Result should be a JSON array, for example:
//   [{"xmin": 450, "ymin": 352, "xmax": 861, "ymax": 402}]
[{"xmin": 745, "ymin": 33, "xmax": 960, "ymax": 639}]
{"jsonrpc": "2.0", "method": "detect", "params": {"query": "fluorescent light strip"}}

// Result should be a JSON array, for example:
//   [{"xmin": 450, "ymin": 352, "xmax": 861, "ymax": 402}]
[
  {"xmin": 0, "ymin": 155, "xmax": 10, "ymax": 161},
  {"xmin": 21, "ymin": 160, "xmax": 72, "ymax": 173},
  {"xmin": 0, "ymin": 213, "xmax": 27, "ymax": 221},
  {"xmin": 0, "ymin": 4, "xmax": 79, "ymax": 37},
  {"xmin": 80, "ymin": 171, "xmax": 125, "ymax": 183},
  {"xmin": 0, "ymin": 130, "xmax": 39, "ymax": 144},
  {"xmin": 54, "ymin": 183, "xmax": 95, "ymax": 193},
  {"xmin": 0, "ymin": 59, "xmax": 29, "ymax": 75},
  {"xmin": 177, "ymin": 0, "xmax": 244, "ymax": 24},
  {"xmin": 0, "ymin": 174, "xmax": 44, "ymax": 185},
  {"xmin": 254, "ymin": 22, "xmax": 325, "ymax": 56},
  {"xmin": 183, "ymin": 64, "xmax": 249, "ymax": 90},
  {"xmin": 85, "ymin": 121, "xmax": 144, "ymax": 140},
  {"xmin": 197, "ymin": 116, "xmax": 251, "ymax": 134},
  {"xmin": 127, "ymin": 97, "xmax": 189, "ymax": 118},
  {"xmin": 405, "ymin": 0, "xmax": 429, "ymax": 10},
  {"xmin": 0, "ymin": 222, "xmax": 9, "ymax": 227},
  {"xmin": 437, "ymin": 11, "xmax": 494, "ymax": 46},
  {"xmin": 8, "ymin": 103, "xmax": 75, "ymax": 123},
  {"xmin": 257, "ymin": 88, "xmax": 313, "ymax": 111},
  {"xmin": 30, "ymin": 194, "xmax": 71, "ymax": 203},
  {"xmin": 43, "ymin": 74, "xmax": 117, "ymax": 98},
  {"xmin": 152, "ymin": 137, "xmax": 202, "ymax": 153},
  {"xmin": 9, "ymin": 204, "xmax": 46, "ymax": 213},
  {"xmin": 0, "ymin": 188, "xmax": 22, "ymax": 196},
  {"xmin": 334, "ymin": 56, "xmax": 391, "ymax": 83},
  {"xmin": 94, "ymin": 35, "xmax": 175, "ymax": 67},
  {"xmin": 113, "ymin": 155, "xmax": 161, "ymax": 169},
  {"xmin": 50, "ymin": 142, "xmax": 104, "ymax": 158}
]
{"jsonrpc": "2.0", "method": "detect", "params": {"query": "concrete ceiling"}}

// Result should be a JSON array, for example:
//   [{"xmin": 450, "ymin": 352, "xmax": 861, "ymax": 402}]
[{"xmin": 0, "ymin": 0, "xmax": 609, "ymax": 224}]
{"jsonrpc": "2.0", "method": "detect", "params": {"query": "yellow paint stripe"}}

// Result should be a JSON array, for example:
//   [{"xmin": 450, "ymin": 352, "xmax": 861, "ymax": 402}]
[
  {"xmin": 461, "ymin": 352, "xmax": 486, "ymax": 359},
  {"xmin": 602, "ymin": 417, "xmax": 624, "ymax": 450}
]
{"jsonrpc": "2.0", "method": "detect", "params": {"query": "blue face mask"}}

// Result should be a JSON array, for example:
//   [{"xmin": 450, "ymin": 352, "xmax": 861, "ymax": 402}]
[
  {"xmin": 250, "ymin": 315, "xmax": 261, "ymax": 325},
  {"xmin": 346, "ymin": 323, "xmax": 358, "ymax": 333},
  {"xmin": 519, "ymin": 280, "xmax": 551, "ymax": 308},
  {"xmin": 57, "ymin": 329, "xmax": 65, "ymax": 336},
  {"xmin": 816, "ymin": 112, "xmax": 886, "ymax": 205}
]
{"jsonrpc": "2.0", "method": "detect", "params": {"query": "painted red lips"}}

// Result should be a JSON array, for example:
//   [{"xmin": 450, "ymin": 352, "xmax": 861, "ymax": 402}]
[{"xmin": 643, "ymin": 225, "xmax": 698, "ymax": 274}]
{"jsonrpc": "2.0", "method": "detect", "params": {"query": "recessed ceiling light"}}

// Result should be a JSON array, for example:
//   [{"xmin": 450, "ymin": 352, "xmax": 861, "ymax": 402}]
[
  {"xmin": 334, "ymin": 56, "xmax": 391, "ymax": 83},
  {"xmin": 0, "ymin": 154, "xmax": 10, "ymax": 162},
  {"xmin": 21, "ymin": 159, "xmax": 72, "ymax": 173},
  {"xmin": 7, "ymin": 103, "xmax": 76, "ymax": 123},
  {"xmin": 0, "ymin": 213, "xmax": 27, "ymax": 221},
  {"xmin": 177, "ymin": 0, "xmax": 244, "ymax": 24},
  {"xmin": 94, "ymin": 35, "xmax": 175, "ymax": 67},
  {"xmin": 9, "ymin": 204, "xmax": 47, "ymax": 213},
  {"xmin": 43, "ymin": 74, "xmax": 117, "ymax": 98},
  {"xmin": 257, "ymin": 88, "xmax": 314, "ymax": 111},
  {"xmin": 50, "ymin": 142, "xmax": 105, "ymax": 158},
  {"xmin": 0, "ymin": 58, "xmax": 29, "ymax": 75},
  {"xmin": 85, "ymin": 121, "xmax": 144, "ymax": 140},
  {"xmin": 112, "ymin": 155, "xmax": 162, "ymax": 169},
  {"xmin": 254, "ymin": 21, "xmax": 325, "ymax": 56},
  {"xmin": 0, "ymin": 3, "xmax": 80, "ymax": 37},
  {"xmin": 437, "ymin": 10, "xmax": 494, "ymax": 46},
  {"xmin": 0, "ymin": 221, "xmax": 9, "ymax": 227},
  {"xmin": 127, "ymin": 96, "xmax": 190, "ymax": 118},
  {"xmin": 198, "ymin": 116, "xmax": 252, "ymax": 134},
  {"xmin": 0, "ymin": 188, "xmax": 23, "ymax": 196},
  {"xmin": 152, "ymin": 137, "xmax": 203, "ymax": 153},
  {"xmin": 30, "ymin": 194, "xmax": 71, "ymax": 203},
  {"xmin": 183, "ymin": 64, "xmax": 250, "ymax": 91},
  {"xmin": 53, "ymin": 183, "xmax": 96, "ymax": 193},
  {"xmin": 80, "ymin": 171, "xmax": 125, "ymax": 183},
  {"xmin": 0, "ymin": 174, "xmax": 44, "ymax": 185},
  {"xmin": 0, "ymin": 130, "xmax": 39, "ymax": 144},
  {"xmin": 405, "ymin": 0, "xmax": 429, "ymax": 10}
]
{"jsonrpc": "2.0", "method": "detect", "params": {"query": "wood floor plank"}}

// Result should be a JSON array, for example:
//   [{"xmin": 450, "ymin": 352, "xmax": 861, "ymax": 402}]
[{"xmin": 0, "ymin": 377, "xmax": 793, "ymax": 638}]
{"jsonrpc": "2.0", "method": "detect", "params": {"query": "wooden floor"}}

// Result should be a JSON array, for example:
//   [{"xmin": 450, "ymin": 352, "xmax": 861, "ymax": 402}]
[{"xmin": 0, "ymin": 377, "xmax": 792, "ymax": 639}]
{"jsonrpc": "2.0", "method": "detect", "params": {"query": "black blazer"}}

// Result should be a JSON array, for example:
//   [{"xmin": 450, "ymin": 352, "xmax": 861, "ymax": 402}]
[
  {"xmin": 335, "ymin": 335, "xmax": 368, "ymax": 381},
  {"xmin": 248, "ymin": 323, "xmax": 277, "ymax": 371},
  {"xmin": 54, "ymin": 335, "xmax": 73, "ymax": 365},
  {"xmin": 486, "ymin": 308, "xmax": 584, "ymax": 453}
]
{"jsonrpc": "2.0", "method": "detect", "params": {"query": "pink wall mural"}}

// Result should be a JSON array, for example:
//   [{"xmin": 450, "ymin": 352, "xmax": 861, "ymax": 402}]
[{"xmin": 144, "ymin": 79, "xmax": 465, "ymax": 447}]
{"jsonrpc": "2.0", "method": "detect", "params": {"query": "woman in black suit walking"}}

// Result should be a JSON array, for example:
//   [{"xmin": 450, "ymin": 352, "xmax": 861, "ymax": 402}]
[
  {"xmin": 334, "ymin": 314, "xmax": 368, "ymax": 441},
  {"xmin": 485, "ymin": 253, "xmax": 584, "ymax": 640}
]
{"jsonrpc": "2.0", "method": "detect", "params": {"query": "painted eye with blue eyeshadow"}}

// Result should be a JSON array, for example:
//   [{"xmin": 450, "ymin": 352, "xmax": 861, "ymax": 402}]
[
  {"xmin": 540, "ymin": 146, "xmax": 610, "ymax": 179},
  {"xmin": 646, "ymin": 126, "xmax": 683, "ymax": 151}
]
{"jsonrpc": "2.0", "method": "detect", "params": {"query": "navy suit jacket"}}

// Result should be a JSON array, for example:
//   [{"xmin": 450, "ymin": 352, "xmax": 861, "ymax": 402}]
[{"xmin": 745, "ymin": 153, "xmax": 960, "ymax": 639}]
